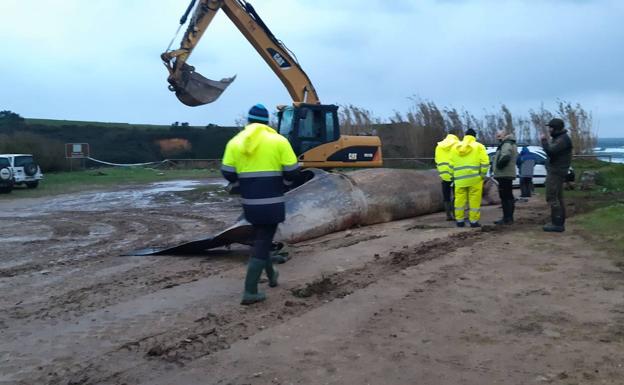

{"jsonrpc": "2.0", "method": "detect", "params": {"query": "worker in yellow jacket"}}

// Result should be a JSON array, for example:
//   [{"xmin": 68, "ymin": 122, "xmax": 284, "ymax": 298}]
[
  {"xmin": 449, "ymin": 129, "xmax": 490, "ymax": 228},
  {"xmin": 435, "ymin": 133, "xmax": 460, "ymax": 221},
  {"xmin": 221, "ymin": 104, "xmax": 300, "ymax": 305}
]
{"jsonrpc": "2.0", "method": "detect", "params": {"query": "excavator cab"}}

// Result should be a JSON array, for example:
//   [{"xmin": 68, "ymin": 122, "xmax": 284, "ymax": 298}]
[{"xmin": 277, "ymin": 104, "xmax": 383, "ymax": 168}]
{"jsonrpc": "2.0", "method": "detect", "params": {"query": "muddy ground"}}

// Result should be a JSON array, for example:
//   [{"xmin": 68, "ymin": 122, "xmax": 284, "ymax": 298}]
[{"xmin": 1, "ymin": 179, "xmax": 623, "ymax": 385}]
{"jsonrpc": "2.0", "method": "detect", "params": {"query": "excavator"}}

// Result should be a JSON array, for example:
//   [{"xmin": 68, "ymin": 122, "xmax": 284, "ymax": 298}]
[{"xmin": 161, "ymin": 0, "xmax": 382, "ymax": 168}]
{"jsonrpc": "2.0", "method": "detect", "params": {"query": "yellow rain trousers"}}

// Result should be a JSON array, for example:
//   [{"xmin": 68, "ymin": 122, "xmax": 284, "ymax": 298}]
[{"xmin": 454, "ymin": 182, "xmax": 484, "ymax": 223}]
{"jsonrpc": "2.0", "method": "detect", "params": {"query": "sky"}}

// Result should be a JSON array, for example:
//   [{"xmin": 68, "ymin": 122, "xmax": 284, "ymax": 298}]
[{"xmin": 0, "ymin": 0, "xmax": 622, "ymax": 137}]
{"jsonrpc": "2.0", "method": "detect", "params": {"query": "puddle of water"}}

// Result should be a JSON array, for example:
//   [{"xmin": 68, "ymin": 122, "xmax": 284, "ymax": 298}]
[{"xmin": 0, "ymin": 179, "xmax": 229, "ymax": 217}]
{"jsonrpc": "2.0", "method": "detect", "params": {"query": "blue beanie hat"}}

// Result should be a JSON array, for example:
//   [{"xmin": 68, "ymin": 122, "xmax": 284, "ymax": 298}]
[{"xmin": 248, "ymin": 104, "xmax": 269, "ymax": 123}]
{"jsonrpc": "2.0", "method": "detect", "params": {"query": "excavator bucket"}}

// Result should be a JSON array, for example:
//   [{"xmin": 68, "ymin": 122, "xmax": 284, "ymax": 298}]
[{"xmin": 168, "ymin": 63, "xmax": 236, "ymax": 107}]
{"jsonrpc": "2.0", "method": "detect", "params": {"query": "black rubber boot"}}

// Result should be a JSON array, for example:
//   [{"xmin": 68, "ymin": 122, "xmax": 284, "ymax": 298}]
[
  {"xmin": 543, "ymin": 223, "xmax": 565, "ymax": 232},
  {"xmin": 444, "ymin": 202, "xmax": 454, "ymax": 221},
  {"xmin": 543, "ymin": 208, "xmax": 565, "ymax": 232},
  {"xmin": 494, "ymin": 200, "xmax": 513, "ymax": 225},
  {"xmin": 494, "ymin": 200, "xmax": 508, "ymax": 225},
  {"xmin": 509, "ymin": 200, "xmax": 515, "ymax": 223},
  {"xmin": 265, "ymin": 259, "xmax": 279, "ymax": 288},
  {"xmin": 241, "ymin": 258, "xmax": 267, "ymax": 305}
]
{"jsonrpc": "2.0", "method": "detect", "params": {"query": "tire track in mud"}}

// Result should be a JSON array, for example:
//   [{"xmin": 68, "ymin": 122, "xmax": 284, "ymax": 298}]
[
  {"xmin": 47, "ymin": 228, "xmax": 498, "ymax": 385},
  {"xmin": 0, "ymin": 209, "xmax": 236, "ymax": 324}
]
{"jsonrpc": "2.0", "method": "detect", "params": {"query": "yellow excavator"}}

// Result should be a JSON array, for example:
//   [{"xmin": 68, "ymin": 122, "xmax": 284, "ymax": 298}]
[{"xmin": 161, "ymin": 0, "xmax": 382, "ymax": 168}]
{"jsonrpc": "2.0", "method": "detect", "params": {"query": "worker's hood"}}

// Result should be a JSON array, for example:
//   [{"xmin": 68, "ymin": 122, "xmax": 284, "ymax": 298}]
[
  {"xmin": 500, "ymin": 133, "xmax": 516, "ymax": 143},
  {"xmin": 240, "ymin": 123, "xmax": 276, "ymax": 155},
  {"xmin": 437, "ymin": 134, "xmax": 459, "ymax": 150},
  {"xmin": 456, "ymin": 135, "xmax": 476, "ymax": 155}
]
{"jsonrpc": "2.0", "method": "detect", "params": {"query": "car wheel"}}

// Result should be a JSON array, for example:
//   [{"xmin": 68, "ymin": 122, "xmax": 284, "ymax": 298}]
[
  {"xmin": 26, "ymin": 181, "xmax": 39, "ymax": 189},
  {"xmin": 0, "ymin": 167, "xmax": 12, "ymax": 181},
  {"xmin": 24, "ymin": 162, "xmax": 38, "ymax": 177}
]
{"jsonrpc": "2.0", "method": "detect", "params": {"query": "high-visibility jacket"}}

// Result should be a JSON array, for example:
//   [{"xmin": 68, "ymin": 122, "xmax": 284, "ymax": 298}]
[
  {"xmin": 221, "ymin": 123, "xmax": 300, "ymax": 224},
  {"xmin": 449, "ymin": 135, "xmax": 490, "ymax": 187},
  {"xmin": 435, "ymin": 134, "xmax": 459, "ymax": 182}
]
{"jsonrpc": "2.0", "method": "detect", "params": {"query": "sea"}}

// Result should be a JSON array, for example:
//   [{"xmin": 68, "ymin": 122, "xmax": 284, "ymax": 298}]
[{"xmin": 595, "ymin": 138, "xmax": 624, "ymax": 164}]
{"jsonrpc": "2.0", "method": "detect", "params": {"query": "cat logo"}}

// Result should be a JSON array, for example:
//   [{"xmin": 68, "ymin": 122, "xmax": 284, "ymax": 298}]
[
  {"xmin": 348, "ymin": 153, "xmax": 358, "ymax": 160},
  {"xmin": 267, "ymin": 48, "xmax": 292, "ymax": 69},
  {"xmin": 273, "ymin": 53, "xmax": 285, "ymax": 66}
]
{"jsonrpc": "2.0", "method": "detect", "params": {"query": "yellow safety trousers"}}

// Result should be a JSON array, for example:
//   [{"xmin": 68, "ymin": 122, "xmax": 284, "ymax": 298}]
[{"xmin": 454, "ymin": 182, "xmax": 483, "ymax": 223}]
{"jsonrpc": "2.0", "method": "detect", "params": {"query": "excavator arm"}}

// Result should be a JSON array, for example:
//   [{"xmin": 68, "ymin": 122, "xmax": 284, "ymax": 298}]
[
  {"xmin": 162, "ymin": 0, "xmax": 319, "ymax": 106},
  {"xmin": 162, "ymin": 0, "xmax": 383, "ymax": 168}
]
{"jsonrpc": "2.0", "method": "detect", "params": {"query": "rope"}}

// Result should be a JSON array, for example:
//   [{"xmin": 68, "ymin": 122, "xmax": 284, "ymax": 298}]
[{"xmin": 86, "ymin": 157, "xmax": 165, "ymax": 168}]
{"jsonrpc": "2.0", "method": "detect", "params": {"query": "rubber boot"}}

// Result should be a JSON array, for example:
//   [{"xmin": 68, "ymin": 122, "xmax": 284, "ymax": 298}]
[
  {"xmin": 444, "ymin": 202, "xmax": 454, "ymax": 221},
  {"xmin": 543, "ymin": 208, "xmax": 565, "ymax": 232},
  {"xmin": 495, "ymin": 200, "xmax": 514, "ymax": 225},
  {"xmin": 241, "ymin": 258, "xmax": 267, "ymax": 305},
  {"xmin": 265, "ymin": 259, "xmax": 279, "ymax": 288},
  {"xmin": 509, "ymin": 200, "xmax": 515, "ymax": 223},
  {"xmin": 494, "ymin": 200, "xmax": 509, "ymax": 225}
]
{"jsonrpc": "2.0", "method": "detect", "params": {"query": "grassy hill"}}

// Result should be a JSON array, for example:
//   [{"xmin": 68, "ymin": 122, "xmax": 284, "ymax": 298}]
[
  {"xmin": 25, "ymin": 118, "xmax": 174, "ymax": 130},
  {"xmin": 1, "ymin": 114, "xmax": 239, "ymax": 171}
]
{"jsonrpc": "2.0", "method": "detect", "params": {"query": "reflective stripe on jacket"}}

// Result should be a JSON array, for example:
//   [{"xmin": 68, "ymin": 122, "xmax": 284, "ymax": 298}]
[
  {"xmin": 221, "ymin": 123, "xmax": 300, "ymax": 224},
  {"xmin": 449, "ymin": 135, "xmax": 490, "ymax": 188},
  {"xmin": 435, "ymin": 134, "xmax": 459, "ymax": 182}
]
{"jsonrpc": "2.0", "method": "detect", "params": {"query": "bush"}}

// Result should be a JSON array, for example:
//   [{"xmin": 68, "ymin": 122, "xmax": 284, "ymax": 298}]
[{"xmin": 0, "ymin": 132, "xmax": 67, "ymax": 171}]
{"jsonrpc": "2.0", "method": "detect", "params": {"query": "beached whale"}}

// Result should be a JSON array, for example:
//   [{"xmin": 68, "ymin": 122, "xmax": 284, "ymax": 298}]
[{"xmin": 128, "ymin": 168, "xmax": 497, "ymax": 256}]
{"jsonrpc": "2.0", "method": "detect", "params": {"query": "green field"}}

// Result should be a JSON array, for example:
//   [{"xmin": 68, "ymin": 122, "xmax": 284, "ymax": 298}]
[
  {"xmin": 570, "ymin": 160, "xmax": 624, "ymax": 258},
  {"xmin": 1, "ymin": 167, "xmax": 221, "ymax": 199}
]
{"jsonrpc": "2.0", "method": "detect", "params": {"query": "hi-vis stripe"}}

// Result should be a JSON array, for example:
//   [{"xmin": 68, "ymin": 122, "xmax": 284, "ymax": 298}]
[
  {"xmin": 452, "ymin": 165, "xmax": 481, "ymax": 171},
  {"xmin": 241, "ymin": 197, "xmax": 285, "ymax": 205},
  {"xmin": 221, "ymin": 164, "xmax": 236, "ymax": 172},
  {"xmin": 454, "ymin": 173, "xmax": 481, "ymax": 180},
  {"xmin": 283, "ymin": 163, "xmax": 300, "ymax": 171},
  {"xmin": 238, "ymin": 171, "xmax": 283, "ymax": 178}
]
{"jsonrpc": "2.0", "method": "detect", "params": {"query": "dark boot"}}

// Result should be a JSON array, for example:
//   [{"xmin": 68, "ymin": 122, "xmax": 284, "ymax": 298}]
[
  {"xmin": 543, "ymin": 223, "xmax": 565, "ymax": 232},
  {"xmin": 543, "ymin": 207, "xmax": 565, "ymax": 232},
  {"xmin": 506, "ymin": 198, "xmax": 516, "ymax": 225},
  {"xmin": 241, "ymin": 258, "xmax": 267, "ymax": 305},
  {"xmin": 444, "ymin": 202, "xmax": 454, "ymax": 221},
  {"xmin": 493, "ymin": 200, "xmax": 508, "ymax": 225},
  {"xmin": 265, "ymin": 259, "xmax": 279, "ymax": 288},
  {"xmin": 509, "ymin": 200, "xmax": 515, "ymax": 223},
  {"xmin": 494, "ymin": 200, "xmax": 513, "ymax": 225}
]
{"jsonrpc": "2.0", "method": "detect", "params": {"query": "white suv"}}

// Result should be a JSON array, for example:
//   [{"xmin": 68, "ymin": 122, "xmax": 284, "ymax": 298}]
[
  {"xmin": 0, "ymin": 156, "xmax": 14, "ymax": 193},
  {"xmin": 0, "ymin": 154, "xmax": 43, "ymax": 189}
]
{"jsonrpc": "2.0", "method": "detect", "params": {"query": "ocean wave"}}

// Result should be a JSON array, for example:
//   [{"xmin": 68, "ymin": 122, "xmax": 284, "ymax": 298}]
[{"xmin": 595, "ymin": 147, "xmax": 624, "ymax": 154}]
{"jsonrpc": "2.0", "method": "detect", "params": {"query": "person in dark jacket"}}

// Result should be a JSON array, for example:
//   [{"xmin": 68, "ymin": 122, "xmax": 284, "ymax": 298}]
[
  {"xmin": 517, "ymin": 147, "xmax": 541, "ymax": 198},
  {"xmin": 540, "ymin": 118, "xmax": 573, "ymax": 232},
  {"xmin": 492, "ymin": 130, "xmax": 518, "ymax": 225},
  {"xmin": 221, "ymin": 104, "xmax": 301, "ymax": 304}
]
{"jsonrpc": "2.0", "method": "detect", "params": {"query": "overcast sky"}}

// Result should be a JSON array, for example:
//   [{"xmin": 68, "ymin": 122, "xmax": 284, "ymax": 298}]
[{"xmin": 1, "ymin": 0, "xmax": 622, "ymax": 137}]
